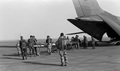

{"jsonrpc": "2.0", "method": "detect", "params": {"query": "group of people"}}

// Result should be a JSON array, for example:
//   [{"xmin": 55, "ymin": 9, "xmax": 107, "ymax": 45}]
[
  {"xmin": 16, "ymin": 33, "xmax": 95, "ymax": 66},
  {"xmin": 17, "ymin": 35, "xmax": 38, "ymax": 60},
  {"xmin": 68, "ymin": 35, "xmax": 96, "ymax": 49},
  {"xmin": 16, "ymin": 33, "xmax": 68, "ymax": 66},
  {"xmin": 70, "ymin": 35, "xmax": 81, "ymax": 49},
  {"xmin": 45, "ymin": 33, "xmax": 68, "ymax": 66}
]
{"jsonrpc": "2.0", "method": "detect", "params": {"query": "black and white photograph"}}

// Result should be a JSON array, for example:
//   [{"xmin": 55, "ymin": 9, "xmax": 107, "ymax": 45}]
[{"xmin": 0, "ymin": 0, "xmax": 120, "ymax": 71}]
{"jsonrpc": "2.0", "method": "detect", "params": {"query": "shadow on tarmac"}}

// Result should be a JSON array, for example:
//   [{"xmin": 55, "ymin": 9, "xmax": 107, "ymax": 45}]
[
  {"xmin": 40, "ymin": 51, "xmax": 48, "ymax": 55},
  {"xmin": 0, "ymin": 56, "xmax": 21, "ymax": 60},
  {"xmin": 3, "ymin": 53, "xmax": 19, "ymax": 57},
  {"xmin": 1, "ymin": 53, "xmax": 22, "ymax": 60},
  {"xmin": 0, "ymin": 46, "xmax": 16, "ymax": 48},
  {"xmin": 40, "ymin": 51, "xmax": 53, "ymax": 56},
  {"xmin": 23, "ymin": 61, "xmax": 60, "ymax": 66}
]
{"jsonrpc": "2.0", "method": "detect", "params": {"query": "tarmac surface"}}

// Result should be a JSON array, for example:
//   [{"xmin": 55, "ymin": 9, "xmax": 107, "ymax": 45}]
[{"xmin": 0, "ymin": 46, "xmax": 120, "ymax": 71}]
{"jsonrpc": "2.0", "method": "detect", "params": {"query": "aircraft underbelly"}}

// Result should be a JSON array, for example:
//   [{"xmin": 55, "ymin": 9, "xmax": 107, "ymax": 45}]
[
  {"xmin": 67, "ymin": 19, "xmax": 120, "ymax": 41},
  {"xmin": 67, "ymin": 19, "xmax": 105, "ymax": 41}
]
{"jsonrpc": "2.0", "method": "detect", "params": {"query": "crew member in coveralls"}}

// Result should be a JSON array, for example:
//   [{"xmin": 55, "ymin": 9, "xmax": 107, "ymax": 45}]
[
  {"xmin": 56, "ymin": 33, "xmax": 68, "ymax": 66},
  {"xmin": 19, "ymin": 36, "xmax": 27, "ymax": 60}
]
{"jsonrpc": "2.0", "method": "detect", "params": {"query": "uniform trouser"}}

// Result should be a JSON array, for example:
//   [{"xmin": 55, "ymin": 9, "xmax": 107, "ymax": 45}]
[
  {"xmin": 21, "ymin": 48, "xmax": 27, "ymax": 59},
  {"xmin": 58, "ymin": 49, "xmax": 68, "ymax": 65},
  {"xmin": 75, "ymin": 42, "xmax": 79, "ymax": 49},
  {"xmin": 47, "ymin": 44, "xmax": 52, "ymax": 54},
  {"xmin": 17, "ymin": 46, "xmax": 21, "ymax": 55},
  {"xmin": 29, "ymin": 46, "xmax": 35, "ymax": 55},
  {"xmin": 34, "ymin": 47, "xmax": 38, "ymax": 55}
]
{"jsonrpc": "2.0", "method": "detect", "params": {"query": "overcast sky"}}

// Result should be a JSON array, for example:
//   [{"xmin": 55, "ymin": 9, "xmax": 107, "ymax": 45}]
[{"xmin": 0, "ymin": 0, "xmax": 120, "ymax": 40}]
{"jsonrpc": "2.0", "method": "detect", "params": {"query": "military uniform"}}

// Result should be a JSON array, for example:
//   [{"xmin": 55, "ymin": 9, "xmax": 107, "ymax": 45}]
[
  {"xmin": 91, "ymin": 37, "xmax": 95, "ymax": 49},
  {"xmin": 33, "ymin": 37, "xmax": 40, "ymax": 56},
  {"xmin": 46, "ymin": 37, "xmax": 52, "ymax": 55},
  {"xmin": 19, "ymin": 39, "xmax": 27, "ymax": 60},
  {"xmin": 28, "ymin": 38, "xmax": 35, "ymax": 56},
  {"xmin": 16, "ymin": 42, "xmax": 21, "ymax": 56},
  {"xmin": 57, "ymin": 35, "xmax": 68, "ymax": 66},
  {"xmin": 74, "ymin": 36, "xmax": 80, "ymax": 49},
  {"xmin": 83, "ymin": 36, "xmax": 88, "ymax": 49}
]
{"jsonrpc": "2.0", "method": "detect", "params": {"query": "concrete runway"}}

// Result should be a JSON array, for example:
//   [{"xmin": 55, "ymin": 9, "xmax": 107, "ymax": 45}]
[{"xmin": 0, "ymin": 46, "xmax": 120, "ymax": 71}]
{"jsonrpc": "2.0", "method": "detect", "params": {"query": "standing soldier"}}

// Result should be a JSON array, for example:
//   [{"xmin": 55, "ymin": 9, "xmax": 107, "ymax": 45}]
[
  {"xmin": 57, "ymin": 33, "xmax": 68, "ymax": 66},
  {"xmin": 74, "ymin": 35, "xmax": 80, "ymax": 49},
  {"xmin": 33, "ymin": 36, "xmax": 38, "ymax": 56},
  {"xmin": 79, "ymin": 39, "xmax": 81, "ymax": 49},
  {"xmin": 83, "ymin": 36, "xmax": 88, "ymax": 49},
  {"xmin": 46, "ymin": 35, "xmax": 52, "ymax": 55},
  {"xmin": 19, "ymin": 36, "xmax": 27, "ymax": 60},
  {"xmin": 28, "ymin": 35, "xmax": 35, "ymax": 56},
  {"xmin": 91, "ymin": 37, "xmax": 95, "ymax": 49},
  {"xmin": 16, "ymin": 42, "xmax": 21, "ymax": 56}
]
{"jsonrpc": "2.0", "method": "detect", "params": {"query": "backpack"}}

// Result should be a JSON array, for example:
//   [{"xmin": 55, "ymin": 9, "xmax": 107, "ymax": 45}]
[
  {"xmin": 57, "ymin": 36, "xmax": 67, "ymax": 50},
  {"xmin": 46, "ymin": 38, "xmax": 52, "ymax": 45}
]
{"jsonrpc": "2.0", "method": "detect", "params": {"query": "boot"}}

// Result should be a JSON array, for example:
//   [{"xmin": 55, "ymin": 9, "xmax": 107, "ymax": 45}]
[{"xmin": 60, "ymin": 57, "xmax": 64, "ymax": 66}]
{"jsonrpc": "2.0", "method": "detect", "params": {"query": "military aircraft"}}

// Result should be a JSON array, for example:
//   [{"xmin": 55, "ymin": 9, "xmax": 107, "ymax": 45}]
[{"xmin": 67, "ymin": 0, "xmax": 120, "ymax": 42}]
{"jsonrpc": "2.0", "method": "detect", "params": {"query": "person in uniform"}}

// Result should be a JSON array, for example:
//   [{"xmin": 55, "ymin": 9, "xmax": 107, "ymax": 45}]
[
  {"xmin": 74, "ymin": 35, "xmax": 80, "ymax": 49},
  {"xmin": 71, "ymin": 36, "xmax": 75, "ymax": 49},
  {"xmin": 66, "ymin": 36, "xmax": 71, "ymax": 50},
  {"xmin": 83, "ymin": 36, "xmax": 88, "ymax": 49},
  {"xmin": 57, "ymin": 33, "xmax": 68, "ymax": 66},
  {"xmin": 27, "ymin": 35, "xmax": 35, "ymax": 56},
  {"xmin": 19, "ymin": 36, "xmax": 27, "ymax": 60},
  {"xmin": 16, "ymin": 42, "xmax": 21, "ymax": 56},
  {"xmin": 91, "ymin": 37, "xmax": 95, "ymax": 49},
  {"xmin": 46, "ymin": 35, "xmax": 52, "ymax": 55},
  {"xmin": 32, "ymin": 36, "xmax": 38, "ymax": 56}
]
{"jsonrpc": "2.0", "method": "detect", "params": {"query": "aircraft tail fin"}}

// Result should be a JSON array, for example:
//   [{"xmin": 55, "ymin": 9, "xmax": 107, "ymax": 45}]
[{"xmin": 72, "ymin": 0, "xmax": 104, "ymax": 17}]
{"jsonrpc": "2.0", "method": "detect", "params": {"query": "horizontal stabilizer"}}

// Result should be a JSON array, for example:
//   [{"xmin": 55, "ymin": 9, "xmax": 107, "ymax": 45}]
[
  {"xmin": 66, "ymin": 32, "xmax": 84, "ymax": 35},
  {"xmin": 67, "ymin": 19, "xmax": 105, "ymax": 41}
]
